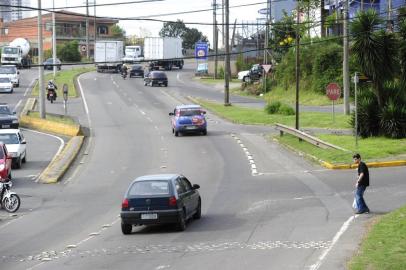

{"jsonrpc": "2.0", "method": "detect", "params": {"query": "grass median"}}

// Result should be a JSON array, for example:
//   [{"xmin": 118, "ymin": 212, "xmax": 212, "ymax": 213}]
[
  {"xmin": 196, "ymin": 98, "xmax": 351, "ymax": 129},
  {"xmin": 32, "ymin": 67, "xmax": 95, "ymax": 98},
  {"xmin": 348, "ymin": 205, "xmax": 406, "ymax": 270}
]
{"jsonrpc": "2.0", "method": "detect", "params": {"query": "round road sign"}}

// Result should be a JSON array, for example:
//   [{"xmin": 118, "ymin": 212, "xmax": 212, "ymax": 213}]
[{"xmin": 326, "ymin": 83, "xmax": 341, "ymax": 101}]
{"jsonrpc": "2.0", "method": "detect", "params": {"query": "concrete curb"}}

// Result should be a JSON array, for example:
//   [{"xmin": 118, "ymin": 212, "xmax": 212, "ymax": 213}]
[{"xmin": 38, "ymin": 136, "xmax": 84, "ymax": 184}]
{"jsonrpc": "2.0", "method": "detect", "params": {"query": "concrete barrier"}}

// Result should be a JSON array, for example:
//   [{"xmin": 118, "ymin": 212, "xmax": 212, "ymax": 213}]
[{"xmin": 38, "ymin": 136, "xmax": 84, "ymax": 184}]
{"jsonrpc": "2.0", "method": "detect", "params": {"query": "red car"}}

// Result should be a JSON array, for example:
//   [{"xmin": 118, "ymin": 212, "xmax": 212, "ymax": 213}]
[{"xmin": 0, "ymin": 142, "xmax": 12, "ymax": 179}]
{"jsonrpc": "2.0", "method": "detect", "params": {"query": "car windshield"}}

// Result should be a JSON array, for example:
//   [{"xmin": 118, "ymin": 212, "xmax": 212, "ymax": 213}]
[
  {"xmin": 3, "ymin": 47, "xmax": 18, "ymax": 54},
  {"xmin": 179, "ymin": 109, "xmax": 202, "ymax": 116},
  {"xmin": 0, "ymin": 78, "xmax": 11, "ymax": 83},
  {"xmin": 0, "ymin": 134, "xmax": 19, "ymax": 144},
  {"xmin": 132, "ymin": 66, "xmax": 142, "ymax": 70},
  {"xmin": 129, "ymin": 180, "xmax": 170, "ymax": 196},
  {"xmin": 0, "ymin": 106, "xmax": 12, "ymax": 115},
  {"xmin": 0, "ymin": 67, "xmax": 16, "ymax": 74}
]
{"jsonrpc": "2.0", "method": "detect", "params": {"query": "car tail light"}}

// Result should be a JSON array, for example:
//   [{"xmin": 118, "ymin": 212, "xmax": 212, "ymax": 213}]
[
  {"xmin": 169, "ymin": 196, "xmax": 177, "ymax": 206},
  {"xmin": 122, "ymin": 198, "xmax": 129, "ymax": 209}
]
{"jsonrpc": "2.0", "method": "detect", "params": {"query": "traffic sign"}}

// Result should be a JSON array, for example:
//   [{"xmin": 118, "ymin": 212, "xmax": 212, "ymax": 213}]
[
  {"xmin": 195, "ymin": 42, "xmax": 208, "ymax": 60},
  {"xmin": 262, "ymin": 64, "xmax": 272, "ymax": 73},
  {"xmin": 326, "ymin": 83, "xmax": 341, "ymax": 101}
]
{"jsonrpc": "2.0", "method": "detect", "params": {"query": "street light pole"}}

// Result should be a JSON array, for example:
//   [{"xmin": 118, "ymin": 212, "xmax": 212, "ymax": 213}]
[
  {"xmin": 52, "ymin": 0, "xmax": 57, "ymax": 77},
  {"xmin": 343, "ymin": 0, "xmax": 350, "ymax": 114},
  {"xmin": 38, "ymin": 0, "xmax": 45, "ymax": 119},
  {"xmin": 224, "ymin": 0, "xmax": 230, "ymax": 105},
  {"xmin": 295, "ymin": 1, "xmax": 300, "ymax": 130},
  {"xmin": 86, "ymin": 0, "xmax": 89, "ymax": 59}
]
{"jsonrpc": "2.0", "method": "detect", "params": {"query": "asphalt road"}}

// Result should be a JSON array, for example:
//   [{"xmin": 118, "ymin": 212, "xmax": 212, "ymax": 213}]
[{"xmin": 0, "ymin": 65, "xmax": 405, "ymax": 270}]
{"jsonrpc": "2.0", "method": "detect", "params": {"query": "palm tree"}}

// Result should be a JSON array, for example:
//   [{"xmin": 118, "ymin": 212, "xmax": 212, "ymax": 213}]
[{"xmin": 350, "ymin": 9, "xmax": 397, "ymax": 107}]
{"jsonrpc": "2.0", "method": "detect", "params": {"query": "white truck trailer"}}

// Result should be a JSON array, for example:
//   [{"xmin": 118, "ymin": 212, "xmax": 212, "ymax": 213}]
[
  {"xmin": 95, "ymin": 40, "xmax": 124, "ymax": 73},
  {"xmin": 1, "ymin": 38, "xmax": 32, "ymax": 68},
  {"xmin": 144, "ymin": 37, "xmax": 184, "ymax": 70}
]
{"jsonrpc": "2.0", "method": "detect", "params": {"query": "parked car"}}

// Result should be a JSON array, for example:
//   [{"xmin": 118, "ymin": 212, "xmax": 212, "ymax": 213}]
[
  {"xmin": 143, "ymin": 71, "xmax": 168, "ymax": 87},
  {"xmin": 0, "ymin": 129, "xmax": 26, "ymax": 169},
  {"xmin": 43, "ymin": 58, "xmax": 62, "ymax": 70},
  {"xmin": 0, "ymin": 142, "xmax": 12, "ymax": 179},
  {"xmin": 120, "ymin": 174, "xmax": 201, "ymax": 234},
  {"xmin": 237, "ymin": 64, "xmax": 263, "ymax": 83},
  {"xmin": 0, "ymin": 65, "xmax": 19, "ymax": 87},
  {"xmin": 0, "ymin": 77, "xmax": 13, "ymax": 93},
  {"xmin": 169, "ymin": 105, "xmax": 207, "ymax": 136},
  {"xmin": 129, "ymin": 65, "xmax": 144, "ymax": 78},
  {"xmin": 0, "ymin": 104, "xmax": 19, "ymax": 129}
]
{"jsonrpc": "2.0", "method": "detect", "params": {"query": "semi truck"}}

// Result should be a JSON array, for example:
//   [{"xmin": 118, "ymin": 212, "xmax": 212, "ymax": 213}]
[
  {"xmin": 122, "ymin": 45, "xmax": 144, "ymax": 63},
  {"xmin": 144, "ymin": 37, "xmax": 183, "ymax": 70},
  {"xmin": 95, "ymin": 40, "xmax": 124, "ymax": 73},
  {"xmin": 1, "ymin": 38, "xmax": 32, "ymax": 68}
]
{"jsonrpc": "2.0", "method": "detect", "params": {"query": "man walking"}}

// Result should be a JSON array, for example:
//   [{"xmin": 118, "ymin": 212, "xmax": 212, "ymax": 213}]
[{"xmin": 353, "ymin": 153, "xmax": 370, "ymax": 214}]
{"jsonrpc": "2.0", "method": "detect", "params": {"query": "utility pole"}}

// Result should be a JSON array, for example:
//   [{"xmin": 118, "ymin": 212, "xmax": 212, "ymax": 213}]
[
  {"xmin": 38, "ymin": 0, "xmax": 45, "ymax": 119},
  {"xmin": 343, "ymin": 0, "xmax": 350, "ymax": 114},
  {"xmin": 86, "ymin": 0, "xmax": 89, "ymax": 59},
  {"xmin": 52, "ymin": 0, "xmax": 57, "ymax": 77},
  {"xmin": 94, "ymin": 0, "xmax": 97, "ymax": 56},
  {"xmin": 222, "ymin": 0, "xmax": 225, "ymax": 47},
  {"xmin": 213, "ymin": 0, "xmax": 218, "ymax": 79},
  {"xmin": 224, "ymin": 0, "xmax": 230, "ymax": 105},
  {"xmin": 295, "ymin": 1, "xmax": 300, "ymax": 130},
  {"xmin": 263, "ymin": 0, "xmax": 271, "ymax": 93}
]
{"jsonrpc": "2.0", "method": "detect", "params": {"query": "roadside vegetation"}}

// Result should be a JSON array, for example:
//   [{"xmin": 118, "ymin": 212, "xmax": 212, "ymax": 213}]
[
  {"xmin": 348, "ymin": 205, "xmax": 406, "ymax": 270},
  {"xmin": 32, "ymin": 66, "xmax": 95, "ymax": 97},
  {"xmin": 28, "ymin": 112, "xmax": 77, "ymax": 126},
  {"xmin": 196, "ymin": 98, "xmax": 351, "ymax": 129}
]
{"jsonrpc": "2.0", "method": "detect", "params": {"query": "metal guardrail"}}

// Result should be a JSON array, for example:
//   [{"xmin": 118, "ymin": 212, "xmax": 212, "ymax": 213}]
[{"xmin": 275, "ymin": 123, "xmax": 349, "ymax": 152}]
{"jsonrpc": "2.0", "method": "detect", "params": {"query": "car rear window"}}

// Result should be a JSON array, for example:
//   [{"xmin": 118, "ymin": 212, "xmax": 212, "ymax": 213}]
[
  {"xmin": 132, "ymin": 66, "xmax": 142, "ymax": 70},
  {"xmin": 0, "ymin": 106, "xmax": 11, "ymax": 115},
  {"xmin": 179, "ymin": 109, "xmax": 202, "ymax": 116},
  {"xmin": 151, "ymin": 72, "xmax": 167, "ymax": 79},
  {"xmin": 0, "ymin": 134, "xmax": 18, "ymax": 144},
  {"xmin": 129, "ymin": 180, "xmax": 170, "ymax": 196}
]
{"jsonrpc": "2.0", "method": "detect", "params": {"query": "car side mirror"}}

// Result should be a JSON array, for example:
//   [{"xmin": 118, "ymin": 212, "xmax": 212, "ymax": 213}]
[
  {"xmin": 17, "ymin": 71, "xmax": 20, "ymax": 75},
  {"xmin": 21, "ymin": 140, "xmax": 26, "ymax": 144},
  {"xmin": 169, "ymin": 112, "xmax": 174, "ymax": 116},
  {"xmin": 192, "ymin": 184, "xmax": 200, "ymax": 190}
]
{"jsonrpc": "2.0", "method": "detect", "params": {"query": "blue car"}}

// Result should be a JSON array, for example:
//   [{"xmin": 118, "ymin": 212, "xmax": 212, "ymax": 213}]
[
  {"xmin": 169, "ymin": 105, "xmax": 207, "ymax": 136},
  {"xmin": 120, "ymin": 174, "xmax": 201, "ymax": 234}
]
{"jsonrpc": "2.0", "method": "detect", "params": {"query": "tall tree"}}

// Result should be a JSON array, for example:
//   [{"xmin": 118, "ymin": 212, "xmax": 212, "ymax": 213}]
[
  {"xmin": 182, "ymin": 28, "xmax": 208, "ymax": 49},
  {"xmin": 159, "ymin": 20, "xmax": 187, "ymax": 38},
  {"xmin": 351, "ymin": 9, "xmax": 397, "ymax": 107},
  {"xmin": 111, "ymin": 24, "xmax": 126, "ymax": 38}
]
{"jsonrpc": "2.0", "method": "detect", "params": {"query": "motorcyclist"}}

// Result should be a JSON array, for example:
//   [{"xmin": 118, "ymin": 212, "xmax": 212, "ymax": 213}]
[{"xmin": 46, "ymin": 80, "xmax": 57, "ymax": 100}]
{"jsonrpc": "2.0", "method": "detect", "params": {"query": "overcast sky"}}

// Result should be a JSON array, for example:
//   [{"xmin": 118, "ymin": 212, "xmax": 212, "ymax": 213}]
[{"xmin": 29, "ymin": 0, "xmax": 267, "ymax": 46}]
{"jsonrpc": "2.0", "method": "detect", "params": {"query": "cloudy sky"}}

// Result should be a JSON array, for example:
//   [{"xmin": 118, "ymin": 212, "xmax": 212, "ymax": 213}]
[{"xmin": 29, "ymin": 0, "xmax": 268, "ymax": 46}]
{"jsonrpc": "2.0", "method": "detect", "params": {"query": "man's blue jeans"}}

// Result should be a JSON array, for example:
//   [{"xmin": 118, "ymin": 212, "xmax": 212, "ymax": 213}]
[{"xmin": 355, "ymin": 185, "xmax": 369, "ymax": 212}]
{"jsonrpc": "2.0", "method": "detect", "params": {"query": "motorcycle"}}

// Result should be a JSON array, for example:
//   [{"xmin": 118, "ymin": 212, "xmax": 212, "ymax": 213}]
[
  {"xmin": 47, "ymin": 87, "xmax": 57, "ymax": 103},
  {"xmin": 0, "ymin": 178, "xmax": 20, "ymax": 213},
  {"xmin": 122, "ymin": 70, "xmax": 127, "ymax": 79}
]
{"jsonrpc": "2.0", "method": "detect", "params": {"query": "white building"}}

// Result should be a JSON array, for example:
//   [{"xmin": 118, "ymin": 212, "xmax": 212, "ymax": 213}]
[{"xmin": 0, "ymin": 0, "xmax": 31, "ymax": 22}]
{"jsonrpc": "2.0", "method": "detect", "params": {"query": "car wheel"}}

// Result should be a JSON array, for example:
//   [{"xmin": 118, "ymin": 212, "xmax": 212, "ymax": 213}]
[
  {"xmin": 202, "ymin": 129, "xmax": 207, "ymax": 136},
  {"xmin": 16, "ymin": 157, "xmax": 22, "ymax": 169},
  {"xmin": 164, "ymin": 83, "xmax": 168, "ymax": 87},
  {"xmin": 193, "ymin": 199, "xmax": 202, "ymax": 219},
  {"xmin": 174, "ymin": 131, "xmax": 179, "ymax": 137},
  {"xmin": 121, "ymin": 222, "xmax": 132, "ymax": 235},
  {"xmin": 144, "ymin": 81, "xmax": 147, "ymax": 86},
  {"xmin": 22, "ymin": 152, "xmax": 26, "ymax": 163},
  {"xmin": 8, "ymin": 171, "xmax": 12, "ymax": 180},
  {"xmin": 177, "ymin": 210, "xmax": 186, "ymax": 231}
]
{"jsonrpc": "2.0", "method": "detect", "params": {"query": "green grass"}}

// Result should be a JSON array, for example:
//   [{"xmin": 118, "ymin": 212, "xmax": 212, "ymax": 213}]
[
  {"xmin": 28, "ymin": 112, "xmax": 77, "ymax": 125},
  {"xmin": 197, "ymin": 99, "xmax": 351, "ymax": 129},
  {"xmin": 197, "ymin": 77, "xmax": 240, "ymax": 84},
  {"xmin": 32, "ymin": 67, "xmax": 95, "ymax": 97},
  {"xmin": 349, "ymin": 205, "xmax": 406, "ymax": 270},
  {"xmin": 264, "ymin": 85, "xmax": 343, "ymax": 106},
  {"xmin": 275, "ymin": 133, "xmax": 406, "ymax": 163}
]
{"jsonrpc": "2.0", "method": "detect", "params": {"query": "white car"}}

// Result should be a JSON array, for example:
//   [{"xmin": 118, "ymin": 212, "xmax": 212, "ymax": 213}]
[
  {"xmin": 237, "ymin": 70, "xmax": 250, "ymax": 82},
  {"xmin": 0, "ymin": 65, "xmax": 20, "ymax": 87},
  {"xmin": 0, "ymin": 77, "xmax": 13, "ymax": 93},
  {"xmin": 0, "ymin": 129, "xmax": 26, "ymax": 169}
]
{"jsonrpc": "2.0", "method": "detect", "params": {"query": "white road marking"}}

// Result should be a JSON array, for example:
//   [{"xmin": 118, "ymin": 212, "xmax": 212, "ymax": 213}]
[
  {"xmin": 139, "ymin": 110, "xmax": 146, "ymax": 115},
  {"xmin": 13, "ymin": 99, "xmax": 22, "ymax": 113},
  {"xmin": 231, "ymin": 134, "xmax": 258, "ymax": 176},
  {"xmin": 22, "ymin": 128, "xmax": 64, "ymax": 163},
  {"xmin": 308, "ymin": 215, "xmax": 356, "ymax": 270}
]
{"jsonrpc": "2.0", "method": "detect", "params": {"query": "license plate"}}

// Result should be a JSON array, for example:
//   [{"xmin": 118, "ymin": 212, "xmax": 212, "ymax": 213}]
[
  {"xmin": 186, "ymin": 126, "xmax": 197, "ymax": 129},
  {"xmin": 2, "ymin": 124, "xmax": 10, "ymax": 128},
  {"xmin": 158, "ymin": 81, "xmax": 164, "ymax": 84},
  {"xmin": 141, "ymin": 213, "xmax": 158, "ymax": 219}
]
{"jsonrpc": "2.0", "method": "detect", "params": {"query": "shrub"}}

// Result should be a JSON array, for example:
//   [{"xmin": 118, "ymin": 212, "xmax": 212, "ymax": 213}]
[
  {"xmin": 379, "ymin": 98, "xmax": 406, "ymax": 138},
  {"xmin": 278, "ymin": 103, "xmax": 295, "ymax": 115},
  {"xmin": 58, "ymin": 40, "xmax": 81, "ymax": 62},
  {"xmin": 350, "ymin": 89, "xmax": 380, "ymax": 137},
  {"xmin": 265, "ymin": 101, "xmax": 281, "ymax": 114},
  {"xmin": 218, "ymin": 66, "xmax": 225, "ymax": 79}
]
